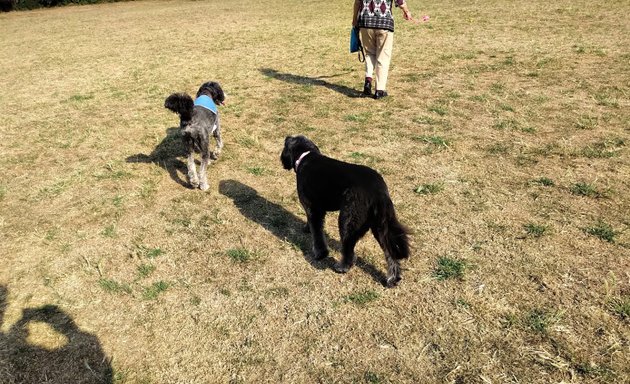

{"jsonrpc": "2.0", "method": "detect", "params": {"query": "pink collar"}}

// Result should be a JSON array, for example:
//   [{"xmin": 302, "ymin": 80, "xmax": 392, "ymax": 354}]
[{"xmin": 294, "ymin": 151, "xmax": 311, "ymax": 172}]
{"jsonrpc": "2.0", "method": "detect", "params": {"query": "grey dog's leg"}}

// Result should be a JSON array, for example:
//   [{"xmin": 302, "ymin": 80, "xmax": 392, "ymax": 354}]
[
  {"xmin": 210, "ymin": 119, "xmax": 223, "ymax": 160},
  {"xmin": 187, "ymin": 152, "xmax": 199, "ymax": 188},
  {"xmin": 198, "ymin": 155, "xmax": 209, "ymax": 191},
  {"xmin": 307, "ymin": 209, "xmax": 328, "ymax": 259}
]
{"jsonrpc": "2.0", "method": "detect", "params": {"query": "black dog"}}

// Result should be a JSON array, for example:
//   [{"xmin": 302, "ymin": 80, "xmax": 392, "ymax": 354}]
[
  {"xmin": 281, "ymin": 135, "xmax": 410, "ymax": 287},
  {"xmin": 164, "ymin": 81, "xmax": 225, "ymax": 190}
]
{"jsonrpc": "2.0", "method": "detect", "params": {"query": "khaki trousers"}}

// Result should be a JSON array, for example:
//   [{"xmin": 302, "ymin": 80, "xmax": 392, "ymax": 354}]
[{"xmin": 360, "ymin": 28, "xmax": 394, "ymax": 91}]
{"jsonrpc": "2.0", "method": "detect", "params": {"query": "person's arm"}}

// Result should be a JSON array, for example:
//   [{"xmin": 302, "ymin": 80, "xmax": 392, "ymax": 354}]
[
  {"xmin": 395, "ymin": 0, "xmax": 416, "ymax": 22},
  {"xmin": 352, "ymin": 0, "xmax": 361, "ymax": 27}
]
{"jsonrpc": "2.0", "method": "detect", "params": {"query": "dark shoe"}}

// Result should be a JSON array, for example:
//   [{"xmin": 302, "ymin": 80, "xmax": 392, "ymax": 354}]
[
  {"xmin": 363, "ymin": 79, "xmax": 372, "ymax": 96},
  {"xmin": 374, "ymin": 90, "xmax": 388, "ymax": 99}
]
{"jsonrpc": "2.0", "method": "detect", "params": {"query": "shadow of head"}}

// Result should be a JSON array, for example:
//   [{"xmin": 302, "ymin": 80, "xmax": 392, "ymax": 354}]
[
  {"xmin": 218, "ymin": 179, "xmax": 315, "ymax": 257},
  {"xmin": 259, "ymin": 68, "xmax": 362, "ymax": 98},
  {"xmin": 1, "ymin": 287, "xmax": 113, "ymax": 384},
  {"xmin": 218, "ymin": 180, "xmax": 388, "ymax": 285},
  {"xmin": 125, "ymin": 127, "xmax": 189, "ymax": 187}
]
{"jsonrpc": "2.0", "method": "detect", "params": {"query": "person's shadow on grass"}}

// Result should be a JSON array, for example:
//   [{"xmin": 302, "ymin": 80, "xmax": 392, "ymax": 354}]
[
  {"xmin": 125, "ymin": 127, "xmax": 189, "ymax": 188},
  {"xmin": 260, "ymin": 68, "xmax": 363, "ymax": 98},
  {"xmin": 219, "ymin": 180, "xmax": 387, "ymax": 285},
  {"xmin": 0, "ymin": 285, "xmax": 113, "ymax": 384}
]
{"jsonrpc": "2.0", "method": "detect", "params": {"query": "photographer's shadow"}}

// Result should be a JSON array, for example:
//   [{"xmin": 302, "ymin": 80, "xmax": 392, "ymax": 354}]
[
  {"xmin": 219, "ymin": 180, "xmax": 387, "ymax": 285},
  {"xmin": 0, "ymin": 285, "xmax": 113, "ymax": 383},
  {"xmin": 125, "ymin": 127, "xmax": 189, "ymax": 188}
]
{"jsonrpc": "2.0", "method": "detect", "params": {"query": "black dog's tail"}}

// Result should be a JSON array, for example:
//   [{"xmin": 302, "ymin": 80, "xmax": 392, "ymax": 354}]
[
  {"xmin": 164, "ymin": 93, "xmax": 194, "ymax": 122},
  {"xmin": 374, "ymin": 196, "xmax": 410, "ymax": 260}
]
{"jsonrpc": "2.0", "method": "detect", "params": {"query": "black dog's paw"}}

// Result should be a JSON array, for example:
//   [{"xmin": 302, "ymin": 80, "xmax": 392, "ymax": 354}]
[
  {"xmin": 385, "ymin": 275, "xmax": 401, "ymax": 288},
  {"xmin": 333, "ymin": 262, "xmax": 350, "ymax": 274},
  {"xmin": 210, "ymin": 152, "xmax": 219, "ymax": 160},
  {"xmin": 313, "ymin": 247, "xmax": 329, "ymax": 260},
  {"xmin": 302, "ymin": 224, "xmax": 310, "ymax": 233}
]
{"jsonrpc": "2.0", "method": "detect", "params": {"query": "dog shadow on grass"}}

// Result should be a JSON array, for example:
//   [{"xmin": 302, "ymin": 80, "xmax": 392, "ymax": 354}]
[
  {"xmin": 125, "ymin": 127, "xmax": 190, "ymax": 188},
  {"xmin": 260, "ymin": 68, "xmax": 363, "ymax": 98},
  {"xmin": 219, "ymin": 180, "xmax": 387, "ymax": 286},
  {"xmin": 0, "ymin": 285, "xmax": 113, "ymax": 383}
]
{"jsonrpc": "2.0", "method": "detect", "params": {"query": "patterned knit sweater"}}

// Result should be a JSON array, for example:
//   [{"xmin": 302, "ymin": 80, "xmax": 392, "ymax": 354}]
[{"xmin": 356, "ymin": 0, "xmax": 405, "ymax": 32}]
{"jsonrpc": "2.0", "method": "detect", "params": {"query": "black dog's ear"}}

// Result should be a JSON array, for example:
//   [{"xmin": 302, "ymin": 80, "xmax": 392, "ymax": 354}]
[{"xmin": 280, "ymin": 136, "xmax": 295, "ymax": 170}]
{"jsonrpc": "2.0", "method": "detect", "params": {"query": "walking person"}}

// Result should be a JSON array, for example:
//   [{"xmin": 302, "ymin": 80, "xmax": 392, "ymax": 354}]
[{"xmin": 352, "ymin": 0, "xmax": 417, "ymax": 99}]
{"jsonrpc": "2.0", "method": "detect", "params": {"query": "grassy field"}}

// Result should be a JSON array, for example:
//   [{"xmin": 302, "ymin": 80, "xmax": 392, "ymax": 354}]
[{"xmin": 0, "ymin": 0, "xmax": 629, "ymax": 383}]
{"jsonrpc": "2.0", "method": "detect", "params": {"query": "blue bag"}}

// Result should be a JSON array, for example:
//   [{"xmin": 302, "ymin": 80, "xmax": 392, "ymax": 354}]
[
  {"xmin": 350, "ymin": 27, "xmax": 365, "ymax": 62},
  {"xmin": 350, "ymin": 27, "xmax": 361, "ymax": 53}
]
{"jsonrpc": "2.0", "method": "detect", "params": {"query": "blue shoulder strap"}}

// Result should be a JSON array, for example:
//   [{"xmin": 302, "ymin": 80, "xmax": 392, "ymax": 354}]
[{"xmin": 194, "ymin": 95, "xmax": 218, "ymax": 114}]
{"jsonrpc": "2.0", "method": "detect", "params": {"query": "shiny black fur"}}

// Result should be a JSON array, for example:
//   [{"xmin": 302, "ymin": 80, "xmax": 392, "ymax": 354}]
[
  {"xmin": 281, "ymin": 135, "xmax": 410, "ymax": 287},
  {"xmin": 164, "ymin": 81, "xmax": 225, "ymax": 190}
]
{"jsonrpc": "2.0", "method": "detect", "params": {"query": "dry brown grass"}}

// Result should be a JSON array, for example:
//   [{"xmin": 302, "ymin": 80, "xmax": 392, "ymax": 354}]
[{"xmin": 0, "ymin": 0, "xmax": 629, "ymax": 383}]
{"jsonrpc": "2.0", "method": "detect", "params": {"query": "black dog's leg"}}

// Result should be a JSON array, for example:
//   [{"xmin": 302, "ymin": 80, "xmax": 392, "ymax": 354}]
[
  {"xmin": 198, "ymin": 154, "xmax": 210, "ymax": 191},
  {"xmin": 307, "ymin": 209, "xmax": 328, "ymax": 259},
  {"xmin": 334, "ymin": 206, "xmax": 369, "ymax": 273},
  {"xmin": 186, "ymin": 151, "xmax": 199, "ymax": 189},
  {"xmin": 385, "ymin": 253, "xmax": 402, "ymax": 288},
  {"xmin": 371, "ymin": 226, "xmax": 402, "ymax": 287}
]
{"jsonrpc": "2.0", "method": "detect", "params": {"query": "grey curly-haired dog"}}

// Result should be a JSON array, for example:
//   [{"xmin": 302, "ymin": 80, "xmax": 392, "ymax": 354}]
[
  {"xmin": 281, "ymin": 135, "xmax": 410, "ymax": 287},
  {"xmin": 164, "ymin": 81, "xmax": 225, "ymax": 191}
]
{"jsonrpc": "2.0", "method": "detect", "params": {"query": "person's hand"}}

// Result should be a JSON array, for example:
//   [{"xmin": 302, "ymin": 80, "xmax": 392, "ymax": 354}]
[{"xmin": 401, "ymin": 7, "xmax": 418, "ymax": 23}]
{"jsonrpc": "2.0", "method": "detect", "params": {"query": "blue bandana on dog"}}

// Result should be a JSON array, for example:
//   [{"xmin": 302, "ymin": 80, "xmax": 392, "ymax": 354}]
[{"xmin": 194, "ymin": 95, "xmax": 218, "ymax": 114}]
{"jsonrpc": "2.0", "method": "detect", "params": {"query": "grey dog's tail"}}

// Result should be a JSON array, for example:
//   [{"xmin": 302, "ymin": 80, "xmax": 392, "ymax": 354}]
[
  {"xmin": 164, "ymin": 93, "xmax": 194, "ymax": 122},
  {"xmin": 375, "ymin": 197, "xmax": 410, "ymax": 260}
]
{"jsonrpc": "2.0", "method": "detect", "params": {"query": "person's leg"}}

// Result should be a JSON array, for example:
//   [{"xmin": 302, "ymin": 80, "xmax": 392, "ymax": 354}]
[
  {"xmin": 374, "ymin": 30, "xmax": 394, "ymax": 93},
  {"xmin": 360, "ymin": 28, "xmax": 376, "ymax": 94}
]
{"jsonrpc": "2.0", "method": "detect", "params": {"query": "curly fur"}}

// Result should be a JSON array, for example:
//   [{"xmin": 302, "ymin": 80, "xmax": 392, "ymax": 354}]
[
  {"xmin": 281, "ymin": 135, "xmax": 410, "ymax": 287},
  {"xmin": 164, "ymin": 81, "xmax": 225, "ymax": 190}
]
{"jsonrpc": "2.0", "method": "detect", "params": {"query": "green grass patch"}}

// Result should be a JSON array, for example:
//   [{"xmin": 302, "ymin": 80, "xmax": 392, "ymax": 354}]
[
  {"xmin": 226, "ymin": 248, "xmax": 254, "ymax": 263},
  {"xmin": 344, "ymin": 112, "xmax": 371, "ymax": 123},
  {"xmin": 570, "ymin": 182, "xmax": 603, "ymax": 198},
  {"xmin": 99, "ymin": 278, "xmax": 132, "ymax": 294},
  {"xmin": 579, "ymin": 138, "xmax": 625, "ymax": 158},
  {"xmin": 246, "ymin": 166, "xmax": 266, "ymax": 176},
  {"xmin": 493, "ymin": 118, "xmax": 519, "ymax": 130},
  {"xmin": 67, "ymin": 94, "xmax": 95, "ymax": 103},
  {"xmin": 584, "ymin": 221, "xmax": 617, "ymax": 243},
  {"xmin": 95, "ymin": 162, "xmax": 132, "ymax": 180},
  {"xmin": 486, "ymin": 142, "xmax": 511, "ymax": 155},
  {"xmin": 142, "ymin": 281, "xmax": 170, "ymax": 300},
  {"xmin": 608, "ymin": 296, "xmax": 630, "ymax": 321},
  {"xmin": 343, "ymin": 290, "xmax": 380, "ymax": 305},
  {"xmin": 414, "ymin": 182, "xmax": 444, "ymax": 195},
  {"xmin": 524, "ymin": 308, "xmax": 558, "ymax": 334},
  {"xmin": 364, "ymin": 371, "xmax": 384, "ymax": 384},
  {"xmin": 532, "ymin": 177, "xmax": 555, "ymax": 187},
  {"xmin": 137, "ymin": 263, "xmax": 156, "ymax": 279},
  {"xmin": 133, "ymin": 245, "xmax": 165, "ymax": 259},
  {"xmin": 101, "ymin": 224, "xmax": 117, "ymax": 238},
  {"xmin": 575, "ymin": 115, "xmax": 599, "ymax": 130},
  {"xmin": 190, "ymin": 295, "xmax": 202, "ymax": 306},
  {"xmin": 433, "ymin": 256, "xmax": 467, "ymax": 281},
  {"xmin": 523, "ymin": 223, "xmax": 549, "ymax": 238},
  {"xmin": 428, "ymin": 104, "xmax": 448, "ymax": 116}
]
